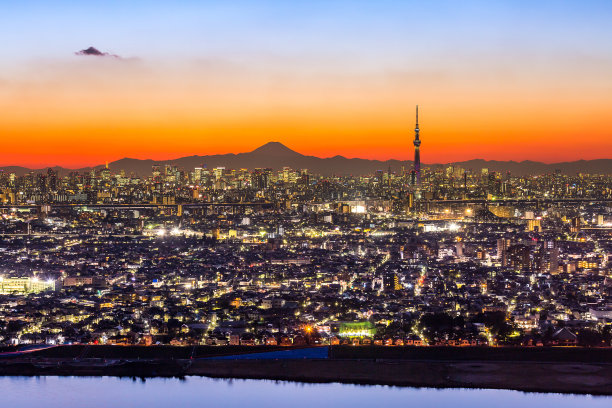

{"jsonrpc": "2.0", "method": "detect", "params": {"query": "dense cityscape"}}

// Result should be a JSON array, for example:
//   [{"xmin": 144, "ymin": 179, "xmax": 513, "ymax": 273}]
[
  {"xmin": 1, "ymin": 120, "xmax": 611, "ymax": 349},
  {"xmin": 4, "ymin": 0, "xmax": 612, "ymax": 404}
]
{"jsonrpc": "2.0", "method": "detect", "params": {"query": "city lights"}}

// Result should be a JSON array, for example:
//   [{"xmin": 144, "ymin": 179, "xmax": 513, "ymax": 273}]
[{"xmin": 0, "ymin": 120, "xmax": 609, "ymax": 360}]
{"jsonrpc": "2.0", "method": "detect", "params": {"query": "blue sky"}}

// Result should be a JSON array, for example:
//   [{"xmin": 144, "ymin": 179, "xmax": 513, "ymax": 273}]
[{"xmin": 3, "ymin": 0, "xmax": 611, "ymax": 65}]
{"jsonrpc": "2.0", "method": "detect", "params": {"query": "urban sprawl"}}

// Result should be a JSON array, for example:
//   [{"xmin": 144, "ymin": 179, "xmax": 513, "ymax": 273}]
[{"xmin": 0, "ymin": 160, "xmax": 610, "ymax": 349}]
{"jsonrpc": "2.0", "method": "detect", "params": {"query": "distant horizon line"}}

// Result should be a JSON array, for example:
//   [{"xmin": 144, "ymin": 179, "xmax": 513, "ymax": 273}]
[{"xmin": 1, "ymin": 141, "xmax": 611, "ymax": 170}]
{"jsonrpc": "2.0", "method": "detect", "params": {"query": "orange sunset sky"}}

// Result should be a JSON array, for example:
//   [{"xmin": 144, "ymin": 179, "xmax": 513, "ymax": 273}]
[{"xmin": 1, "ymin": 1, "xmax": 611, "ymax": 168}]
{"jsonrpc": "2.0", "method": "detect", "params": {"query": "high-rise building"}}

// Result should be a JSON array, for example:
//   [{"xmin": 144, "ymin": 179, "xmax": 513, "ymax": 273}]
[
  {"xmin": 299, "ymin": 169, "xmax": 309, "ymax": 186},
  {"xmin": 47, "ymin": 168, "xmax": 58, "ymax": 191},
  {"xmin": 506, "ymin": 244, "xmax": 534, "ymax": 272},
  {"xmin": 99, "ymin": 163, "xmax": 111, "ymax": 183},
  {"xmin": 193, "ymin": 167, "xmax": 203, "ymax": 184},
  {"xmin": 497, "ymin": 238, "xmax": 511, "ymax": 266},
  {"xmin": 412, "ymin": 105, "xmax": 421, "ymax": 198},
  {"xmin": 213, "ymin": 167, "xmax": 225, "ymax": 181},
  {"xmin": 539, "ymin": 241, "xmax": 559, "ymax": 273},
  {"xmin": 152, "ymin": 165, "xmax": 161, "ymax": 181},
  {"xmin": 383, "ymin": 272, "xmax": 402, "ymax": 292},
  {"xmin": 251, "ymin": 168, "xmax": 272, "ymax": 190},
  {"xmin": 570, "ymin": 216, "xmax": 582, "ymax": 232}
]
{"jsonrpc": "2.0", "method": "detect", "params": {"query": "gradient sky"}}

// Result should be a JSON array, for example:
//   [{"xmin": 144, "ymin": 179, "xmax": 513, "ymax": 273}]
[{"xmin": 1, "ymin": 0, "xmax": 611, "ymax": 167}]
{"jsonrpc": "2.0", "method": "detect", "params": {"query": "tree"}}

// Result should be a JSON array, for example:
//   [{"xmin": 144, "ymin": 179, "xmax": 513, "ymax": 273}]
[{"xmin": 578, "ymin": 329, "xmax": 602, "ymax": 347}]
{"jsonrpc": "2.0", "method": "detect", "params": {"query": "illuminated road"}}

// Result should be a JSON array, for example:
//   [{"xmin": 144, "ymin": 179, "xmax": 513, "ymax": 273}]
[
  {"xmin": 1, "ymin": 198, "xmax": 610, "ymax": 212},
  {"xmin": 0, "ymin": 202, "xmax": 275, "ymax": 210}
]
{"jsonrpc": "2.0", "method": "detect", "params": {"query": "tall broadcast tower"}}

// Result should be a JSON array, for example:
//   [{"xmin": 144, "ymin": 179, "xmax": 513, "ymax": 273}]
[{"xmin": 413, "ymin": 105, "xmax": 421, "ymax": 199}]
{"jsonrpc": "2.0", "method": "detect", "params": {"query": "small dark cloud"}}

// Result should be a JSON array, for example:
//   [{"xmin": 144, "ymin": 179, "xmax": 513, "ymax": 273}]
[{"xmin": 75, "ymin": 46, "xmax": 121, "ymax": 58}]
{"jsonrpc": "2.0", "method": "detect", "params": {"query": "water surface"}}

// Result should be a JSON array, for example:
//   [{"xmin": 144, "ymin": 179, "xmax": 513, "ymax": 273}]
[{"xmin": 1, "ymin": 376, "xmax": 610, "ymax": 408}]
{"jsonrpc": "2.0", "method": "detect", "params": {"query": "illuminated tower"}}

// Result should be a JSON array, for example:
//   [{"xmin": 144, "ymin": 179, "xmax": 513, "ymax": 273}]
[{"xmin": 413, "ymin": 105, "xmax": 421, "ymax": 198}]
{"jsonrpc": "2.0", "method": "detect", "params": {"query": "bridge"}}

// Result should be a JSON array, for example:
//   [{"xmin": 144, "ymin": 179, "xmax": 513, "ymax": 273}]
[
  {"xmin": 428, "ymin": 198, "xmax": 612, "ymax": 205},
  {"xmin": 0, "ymin": 202, "xmax": 276, "ymax": 212},
  {"xmin": 1, "ymin": 198, "xmax": 610, "ymax": 213}
]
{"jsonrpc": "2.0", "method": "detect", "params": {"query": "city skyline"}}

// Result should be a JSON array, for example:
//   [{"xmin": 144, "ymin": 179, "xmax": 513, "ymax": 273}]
[
  {"xmin": 2, "ymin": 1, "xmax": 612, "ymax": 167},
  {"xmin": 1, "ymin": 141, "xmax": 611, "ymax": 177},
  {"xmin": 2, "ymin": 1, "xmax": 612, "ymax": 403}
]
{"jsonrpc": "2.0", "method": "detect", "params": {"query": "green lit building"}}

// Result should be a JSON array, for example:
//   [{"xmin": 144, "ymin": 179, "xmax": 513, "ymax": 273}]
[{"xmin": 337, "ymin": 321, "xmax": 375, "ymax": 338}]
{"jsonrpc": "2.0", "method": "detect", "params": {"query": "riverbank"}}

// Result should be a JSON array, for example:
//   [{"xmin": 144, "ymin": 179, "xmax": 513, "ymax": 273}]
[
  {"xmin": 1, "ymin": 358, "xmax": 611, "ymax": 395},
  {"xmin": 188, "ymin": 359, "xmax": 612, "ymax": 395},
  {"xmin": 1, "ymin": 345, "xmax": 612, "ymax": 394}
]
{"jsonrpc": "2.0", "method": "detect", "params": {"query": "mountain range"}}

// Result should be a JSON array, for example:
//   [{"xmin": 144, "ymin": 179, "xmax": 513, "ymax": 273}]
[{"xmin": 2, "ymin": 142, "xmax": 611, "ymax": 176}]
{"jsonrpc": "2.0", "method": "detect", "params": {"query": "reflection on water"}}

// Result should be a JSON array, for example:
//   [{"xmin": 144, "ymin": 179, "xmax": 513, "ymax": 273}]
[{"xmin": 0, "ymin": 376, "xmax": 610, "ymax": 408}]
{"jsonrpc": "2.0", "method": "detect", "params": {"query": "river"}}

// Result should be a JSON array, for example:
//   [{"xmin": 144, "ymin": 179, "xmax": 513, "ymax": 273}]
[{"xmin": 1, "ymin": 376, "xmax": 610, "ymax": 407}]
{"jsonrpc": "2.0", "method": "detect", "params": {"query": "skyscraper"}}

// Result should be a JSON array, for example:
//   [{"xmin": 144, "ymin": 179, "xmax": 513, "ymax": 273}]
[{"xmin": 413, "ymin": 105, "xmax": 422, "ymax": 199}]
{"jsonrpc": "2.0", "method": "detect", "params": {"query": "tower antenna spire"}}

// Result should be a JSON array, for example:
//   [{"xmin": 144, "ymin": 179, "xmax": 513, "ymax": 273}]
[{"xmin": 412, "ymin": 105, "xmax": 422, "ymax": 200}]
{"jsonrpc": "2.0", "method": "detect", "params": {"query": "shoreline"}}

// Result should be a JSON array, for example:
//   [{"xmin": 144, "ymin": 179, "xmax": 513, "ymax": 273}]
[
  {"xmin": 187, "ymin": 359, "xmax": 612, "ymax": 396},
  {"xmin": 1, "ymin": 358, "xmax": 612, "ymax": 395},
  {"xmin": 2, "ymin": 345, "xmax": 612, "ymax": 395}
]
